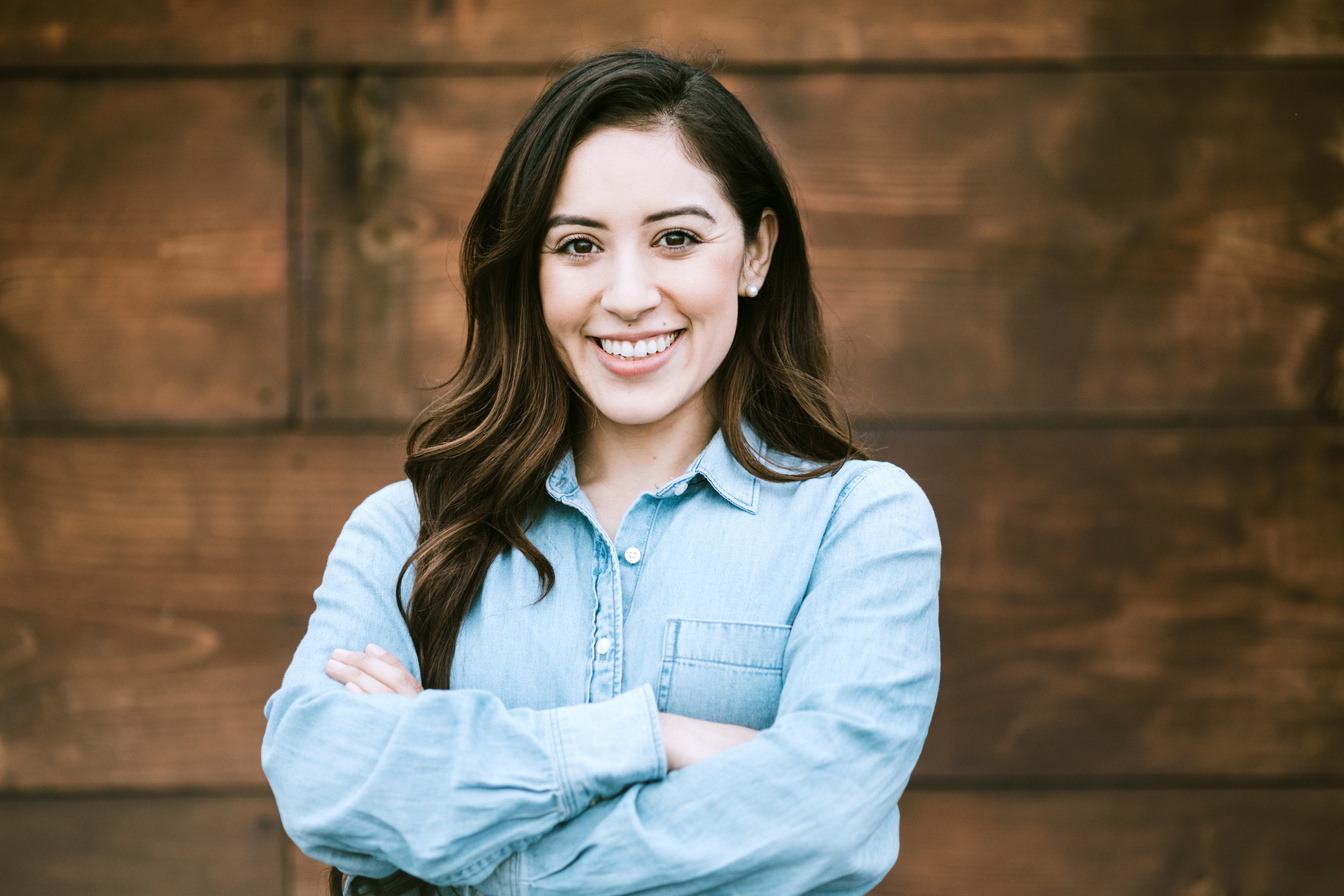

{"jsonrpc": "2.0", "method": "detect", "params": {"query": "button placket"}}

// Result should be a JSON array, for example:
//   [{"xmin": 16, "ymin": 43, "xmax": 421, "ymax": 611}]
[{"xmin": 587, "ymin": 539, "xmax": 622, "ymax": 702}]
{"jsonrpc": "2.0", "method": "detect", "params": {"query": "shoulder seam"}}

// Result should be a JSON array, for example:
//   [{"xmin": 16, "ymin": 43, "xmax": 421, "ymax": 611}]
[{"xmin": 824, "ymin": 464, "xmax": 882, "ymax": 531}]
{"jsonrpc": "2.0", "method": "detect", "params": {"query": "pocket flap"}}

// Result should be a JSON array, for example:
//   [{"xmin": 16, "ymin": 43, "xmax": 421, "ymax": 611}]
[{"xmin": 663, "ymin": 618, "xmax": 792, "ymax": 670}]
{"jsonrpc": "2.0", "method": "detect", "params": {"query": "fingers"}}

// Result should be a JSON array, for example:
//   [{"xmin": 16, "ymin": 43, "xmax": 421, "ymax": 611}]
[{"xmin": 325, "ymin": 644, "xmax": 424, "ymax": 697}]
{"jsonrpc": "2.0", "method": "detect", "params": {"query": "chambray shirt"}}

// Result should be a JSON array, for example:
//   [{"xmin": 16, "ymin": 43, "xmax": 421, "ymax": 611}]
[{"xmin": 262, "ymin": 426, "xmax": 940, "ymax": 896}]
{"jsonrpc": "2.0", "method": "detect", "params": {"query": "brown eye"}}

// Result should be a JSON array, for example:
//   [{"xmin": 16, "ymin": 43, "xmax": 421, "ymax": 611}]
[
  {"xmin": 657, "ymin": 229, "xmax": 699, "ymax": 249},
  {"xmin": 561, "ymin": 237, "xmax": 596, "ymax": 255}
]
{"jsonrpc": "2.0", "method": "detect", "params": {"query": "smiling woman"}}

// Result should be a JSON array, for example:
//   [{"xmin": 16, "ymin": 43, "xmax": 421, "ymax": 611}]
[
  {"xmin": 540, "ymin": 126, "xmax": 777, "ymax": 535},
  {"xmin": 261, "ymin": 49, "xmax": 940, "ymax": 896}
]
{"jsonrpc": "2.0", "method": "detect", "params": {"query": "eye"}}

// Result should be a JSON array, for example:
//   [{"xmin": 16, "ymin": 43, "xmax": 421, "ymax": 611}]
[
  {"xmin": 557, "ymin": 236, "xmax": 598, "ymax": 256},
  {"xmin": 656, "ymin": 229, "xmax": 700, "ymax": 250}
]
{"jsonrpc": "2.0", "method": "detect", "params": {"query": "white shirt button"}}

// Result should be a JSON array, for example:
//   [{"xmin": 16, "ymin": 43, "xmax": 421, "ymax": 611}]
[
  {"xmin": 624, "ymin": 546, "xmax": 641, "ymax": 564},
  {"xmin": 595, "ymin": 636, "xmax": 612, "ymax": 656},
  {"xmin": 673, "ymin": 482, "xmax": 688, "ymax": 496}
]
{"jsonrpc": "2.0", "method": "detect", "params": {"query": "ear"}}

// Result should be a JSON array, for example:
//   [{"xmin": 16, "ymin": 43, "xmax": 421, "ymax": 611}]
[{"xmin": 739, "ymin": 209, "xmax": 778, "ymax": 297}]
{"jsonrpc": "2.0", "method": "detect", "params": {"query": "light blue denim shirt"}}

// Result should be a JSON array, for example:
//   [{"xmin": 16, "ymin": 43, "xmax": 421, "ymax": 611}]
[{"xmin": 262, "ymin": 426, "xmax": 940, "ymax": 895}]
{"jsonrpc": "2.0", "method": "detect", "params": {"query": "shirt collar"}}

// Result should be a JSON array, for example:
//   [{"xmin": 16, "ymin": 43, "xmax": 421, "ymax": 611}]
[
  {"xmin": 545, "ymin": 422, "xmax": 763, "ymax": 514},
  {"xmin": 684, "ymin": 423, "xmax": 760, "ymax": 513}
]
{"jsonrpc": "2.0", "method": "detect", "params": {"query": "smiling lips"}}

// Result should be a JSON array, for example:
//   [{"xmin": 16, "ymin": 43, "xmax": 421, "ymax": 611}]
[{"xmin": 595, "ymin": 330, "xmax": 683, "ymax": 360}]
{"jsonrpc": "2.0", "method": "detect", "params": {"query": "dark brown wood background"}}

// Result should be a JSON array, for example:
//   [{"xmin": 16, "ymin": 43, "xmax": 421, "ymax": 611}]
[{"xmin": 2, "ymin": 2, "xmax": 1342, "ymax": 893}]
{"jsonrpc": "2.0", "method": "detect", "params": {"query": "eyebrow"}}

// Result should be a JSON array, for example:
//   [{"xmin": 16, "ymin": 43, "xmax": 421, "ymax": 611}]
[
  {"xmin": 644, "ymin": 206, "xmax": 716, "ymax": 225},
  {"xmin": 544, "ymin": 206, "xmax": 717, "ymax": 231},
  {"xmin": 546, "ymin": 214, "xmax": 605, "ymax": 230}
]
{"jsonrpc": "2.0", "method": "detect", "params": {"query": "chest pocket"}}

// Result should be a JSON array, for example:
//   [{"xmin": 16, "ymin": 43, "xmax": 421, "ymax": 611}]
[{"xmin": 657, "ymin": 619, "xmax": 791, "ymax": 730}]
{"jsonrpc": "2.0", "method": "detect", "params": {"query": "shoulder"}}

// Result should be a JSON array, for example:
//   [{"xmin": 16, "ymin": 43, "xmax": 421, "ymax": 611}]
[
  {"xmin": 826, "ymin": 460, "xmax": 937, "ymax": 538},
  {"xmin": 756, "ymin": 452, "xmax": 938, "ymax": 544},
  {"xmin": 337, "ymin": 480, "xmax": 420, "ymax": 554},
  {"xmin": 832, "ymin": 458, "xmax": 932, "ymax": 512}
]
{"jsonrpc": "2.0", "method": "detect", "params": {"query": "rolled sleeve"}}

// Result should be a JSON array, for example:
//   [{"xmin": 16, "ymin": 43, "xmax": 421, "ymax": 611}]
[{"xmin": 549, "ymin": 683, "xmax": 667, "ymax": 815}]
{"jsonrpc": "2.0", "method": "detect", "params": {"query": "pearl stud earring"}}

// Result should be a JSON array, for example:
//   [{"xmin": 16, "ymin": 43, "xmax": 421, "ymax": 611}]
[{"xmin": 746, "ymin": 284, "xmax": 759, "ymax": 297}]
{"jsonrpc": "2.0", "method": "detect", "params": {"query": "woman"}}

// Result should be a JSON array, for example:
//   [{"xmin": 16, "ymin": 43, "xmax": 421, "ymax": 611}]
[{"xmin": 263, "ymin": 49, "xmax": 940, "ymax": 896}]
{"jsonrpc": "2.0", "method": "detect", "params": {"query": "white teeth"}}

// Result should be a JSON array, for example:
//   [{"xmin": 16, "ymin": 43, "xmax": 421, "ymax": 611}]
[{"xmin": 599, "ymin": 332, "xmax": 679, "ymax": 359}]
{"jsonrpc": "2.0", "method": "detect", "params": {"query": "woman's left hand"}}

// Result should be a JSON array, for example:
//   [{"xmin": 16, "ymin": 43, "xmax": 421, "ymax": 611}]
[{"xmin": 325, "ymin": 643, "xmax": 423, "ymax": 697}]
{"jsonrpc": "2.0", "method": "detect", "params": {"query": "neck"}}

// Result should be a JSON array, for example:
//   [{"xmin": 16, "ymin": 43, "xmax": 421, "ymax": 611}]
[{"xmin": 573, "ymin": 404, "xmax": 718, "ymax": 496}]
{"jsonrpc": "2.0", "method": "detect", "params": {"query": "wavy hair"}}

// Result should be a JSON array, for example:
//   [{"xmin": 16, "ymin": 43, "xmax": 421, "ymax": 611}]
[{"xmin": 334, "ymin": 48, "xmax": 865, "ymax": 896}]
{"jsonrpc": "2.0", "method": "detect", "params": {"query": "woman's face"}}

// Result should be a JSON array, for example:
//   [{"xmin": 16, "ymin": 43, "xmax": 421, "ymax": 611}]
[{"xmin": 540, "ymin": 126, "xmax": 775, "ymax": 435}]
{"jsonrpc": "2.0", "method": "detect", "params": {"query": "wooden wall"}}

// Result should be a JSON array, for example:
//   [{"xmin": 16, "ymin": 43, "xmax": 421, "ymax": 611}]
[{"xmin": 2, "ymin": 2, "xmax": 1342, "ymax": 893}]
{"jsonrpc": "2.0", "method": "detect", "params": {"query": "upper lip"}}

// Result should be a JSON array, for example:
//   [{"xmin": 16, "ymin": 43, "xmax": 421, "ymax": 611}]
[{"xmin": 589, "ymin": 329, "xmax": 683, "ymax": 342}]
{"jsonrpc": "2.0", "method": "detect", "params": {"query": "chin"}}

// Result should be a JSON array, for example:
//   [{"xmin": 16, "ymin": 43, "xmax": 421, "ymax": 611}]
[{"xmin": 592, "ymin": 406, "xmax": 677, "ymax": 427}]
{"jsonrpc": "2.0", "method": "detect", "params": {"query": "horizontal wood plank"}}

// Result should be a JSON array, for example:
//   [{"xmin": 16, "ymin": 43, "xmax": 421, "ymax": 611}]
[
  {"xmin": 1, "ymin": 1, "xmax": 1341, "ymax": 66},
  {"xmin": 0, "ymin": 434, "xmax": 405, "ymax": 789},
  {"xmin": 0, "ymin": 794, "xmax": 283, "ymax": 895},
  {"xmin": 741, "ymin": 70, "xmax": 1344, "ymax": 418},
  {"xmin": 0, "ymin": 80, "xmax": 288, "ymax": 423},
  {"xmin": 301, "ymin": 71, "xmax": 1344, "ymax": 421},
  {"xmin": 1, "ymin": 427, "xmax": 1339, "ymax": 788},
  {"xmin": 873, "ymin": 425, "xmax": 1344, "ymax": 776},
  {"xmin": 6, "ymin": 789, "xmax": 1340, "ymax": 895},
  {"xmin": 876, "ymin": 789, "xmax": 1344, "ymax": 896}
]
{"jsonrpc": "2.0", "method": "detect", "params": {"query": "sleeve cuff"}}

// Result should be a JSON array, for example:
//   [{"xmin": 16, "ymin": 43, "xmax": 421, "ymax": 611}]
[{"xmin": 546, "ymin": 683, "xmax": 667, "ymax": 816}]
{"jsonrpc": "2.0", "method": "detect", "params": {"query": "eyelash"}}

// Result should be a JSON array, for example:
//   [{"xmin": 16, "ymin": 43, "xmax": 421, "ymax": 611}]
[
  {"xmin": 556, "ymin": 236, "xmax": 598, "ymax": 256},
  {"xmin": 655, "ymin": 229, "xmax": 701, "ymax": 250}
]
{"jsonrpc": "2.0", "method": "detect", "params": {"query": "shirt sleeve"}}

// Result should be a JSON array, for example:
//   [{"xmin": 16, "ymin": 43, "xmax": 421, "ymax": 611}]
[
  {"xmin": 261, "ymin": 483, "xmax": 667, "ymax": 886},
  {"xmin": 475, "ymin": 464, "xmax": 941, "ymax": 896}
]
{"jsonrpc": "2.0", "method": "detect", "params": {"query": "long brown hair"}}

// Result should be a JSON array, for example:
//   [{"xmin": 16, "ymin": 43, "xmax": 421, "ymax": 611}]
[{"xmin": 332, "ymin": 48, "xmax": 865, "ymax": 896}]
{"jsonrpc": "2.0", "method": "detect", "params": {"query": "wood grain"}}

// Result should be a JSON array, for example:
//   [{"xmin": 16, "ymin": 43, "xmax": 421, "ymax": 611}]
[
  {"xmin": 735, "ymin": 69, "xmax": 1344, "ymax": 418},
  {"xmin": 877, "ymin": 789, "xmax": 1344, "ymax": 896},
  {"xmin": 872, "ymin": 425, "xmax": 1344, "ymax": 777},
  {"xmin": 1, "ymin": 1, "xmax": 1341, "ymax": 66},
  {"xmin": 0, "ymin": 434, "xmax": 404, "ymax": 790},
  {"xmin": 0, "ymin": 80, "xmax": 288, "ymax": 424},
  {"xmin": 2, "ymin": 427, "xmax": 1339, "ymax": 789},
  {"xmin": 300, "ymin": 75, "xmax": 542, "ymax": 419},
  {"xmin": 0, "ymin": 794, "xmax": 283, "ymax": 895},
  {"xmin": 300, "ymin": 71, "xmax": 1344, "ymax": 421}
]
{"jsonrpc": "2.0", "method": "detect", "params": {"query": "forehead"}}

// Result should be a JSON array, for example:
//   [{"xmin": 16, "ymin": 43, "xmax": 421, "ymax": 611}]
[{"xmin": 551, "ymin": 126, "xmax": 731, "ymax": 213}]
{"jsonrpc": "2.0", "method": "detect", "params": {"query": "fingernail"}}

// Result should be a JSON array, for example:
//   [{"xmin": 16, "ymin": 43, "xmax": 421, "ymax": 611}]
[
  {"xmin": 344, "ymin": 682, "xmax": 360, "ymax": 693},
  {"xmin": 367, "ymin": 644, "xmax": 387, "ymax": 656},
  {"xmin": 332, "ymin": 648, "xmax": 351, "ymax": 659}
]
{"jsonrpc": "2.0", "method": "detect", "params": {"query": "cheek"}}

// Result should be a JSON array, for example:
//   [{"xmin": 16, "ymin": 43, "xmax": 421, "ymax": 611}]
[
  {"xmin": 539, "ymin": 266, "xmax": 583, "ymax": 340},
  {"xmin": 677, "ymin": 262, "xmax": 742, "ymax": 332}
]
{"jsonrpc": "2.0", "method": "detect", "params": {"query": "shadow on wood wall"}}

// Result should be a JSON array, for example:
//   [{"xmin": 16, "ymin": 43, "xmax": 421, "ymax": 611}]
[{"xmin": 1, "ymin": 2, "xmax": 1342, "ymax": 894}]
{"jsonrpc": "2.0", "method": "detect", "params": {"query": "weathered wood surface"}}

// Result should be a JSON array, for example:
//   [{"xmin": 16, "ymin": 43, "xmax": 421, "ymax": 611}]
[
  {"xmin": 2, "ymin": 0, "xmax": 1342, "ymax": 66},
  {"xmin": 299, "ymin": 76, "xmax": 540, "ymax": 419},
  {"xmin": 0, "ymin": 434, "xmax": 405, "ymax": 790},
  {"xmin": 877, "ymin": 788, "xmax": 1344, "ymax": 896},
  {"xmin": 0, "ymin": 794, "xmax": 283, "ymax": 895},
  {"xmin": 0, "ymin": 80, "xmax": 288, "ymax": 424},
  {"xmin": 2, "ymin": 427, "xmax": 1339, "ymax": 789},
  {"xmin": 875, "ymin": 425, "xmax": 1344, "ymax": 777},
  {"xmin": 301, "ymin": 71, "xmax": 1344, "ymax": 421},
  {"xmin": 743, "ymin": 71, "xmax": 1344, "ymax": 418}
]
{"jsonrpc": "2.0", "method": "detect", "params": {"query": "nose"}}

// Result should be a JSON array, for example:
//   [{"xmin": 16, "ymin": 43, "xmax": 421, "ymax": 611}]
[{"xmin": 599, "ymin": 249, "xmax": 661, "ymax": 320}]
